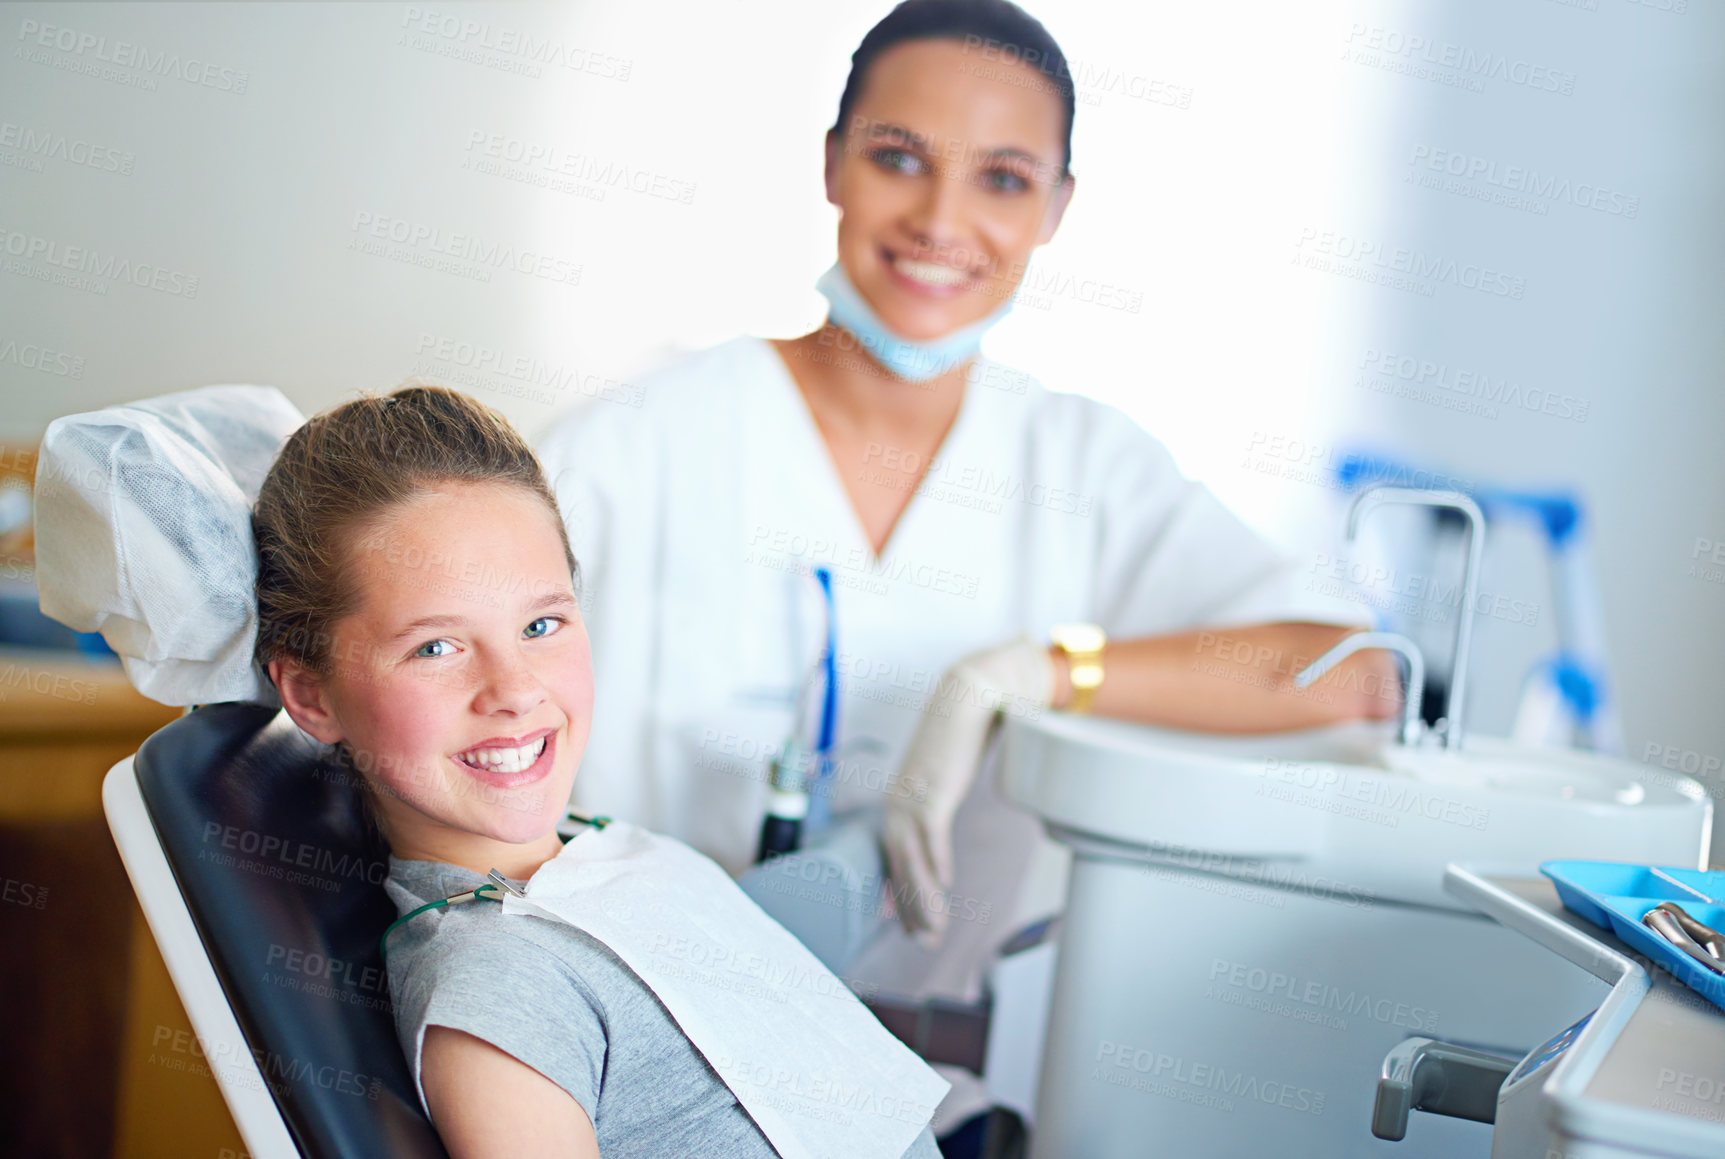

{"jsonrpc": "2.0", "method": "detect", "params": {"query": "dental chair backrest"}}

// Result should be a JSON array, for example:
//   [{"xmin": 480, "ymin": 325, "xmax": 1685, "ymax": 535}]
[{"xmin": 128, "ymin": 701, "xmax": 446, "ymax": 1159}]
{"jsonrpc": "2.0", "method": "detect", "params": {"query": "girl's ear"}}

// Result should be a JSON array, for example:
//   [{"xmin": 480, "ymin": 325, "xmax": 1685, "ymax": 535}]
[{"xmin": 270, "ymin": 657, "xmax": 344, "ymax": 744}]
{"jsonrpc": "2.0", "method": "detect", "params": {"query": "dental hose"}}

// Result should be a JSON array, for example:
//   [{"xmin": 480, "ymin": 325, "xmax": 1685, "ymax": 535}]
[
  {"xmin": 756, "ymin": 568, "xmax": 838, "ymax": 863},
  {"xmin": 757, "ymin": 739, "xmax": 811, "ymax": 863}
]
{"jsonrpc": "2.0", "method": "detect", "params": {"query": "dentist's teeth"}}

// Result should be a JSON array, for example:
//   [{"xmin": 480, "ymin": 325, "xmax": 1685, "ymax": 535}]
[
  {"xmin": 458, "ymin": 736, "xmax": 547, "ymax": 774},
  {"xmin": 893, "ymin": 257, "xmax": 971, "ymax": 287}
]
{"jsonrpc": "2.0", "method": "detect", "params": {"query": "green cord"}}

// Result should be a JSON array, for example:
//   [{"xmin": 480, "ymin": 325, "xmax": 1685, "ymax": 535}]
[
  {"xmin": 377, "ymin": 812, "xmax": 612, "ymax": 964},
  {"xmin": 379, "ymin": 884, "xmax": 502, "ymax": 964}
]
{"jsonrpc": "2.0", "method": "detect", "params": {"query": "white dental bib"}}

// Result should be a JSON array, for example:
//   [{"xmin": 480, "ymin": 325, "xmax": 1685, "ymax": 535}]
[{"xmin": 501, "ymin": 820, "xmax": 948, "ymax": 1159}]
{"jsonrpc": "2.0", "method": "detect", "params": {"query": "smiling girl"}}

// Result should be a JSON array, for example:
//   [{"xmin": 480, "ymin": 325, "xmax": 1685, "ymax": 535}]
[{"xmin": 252, "ymin": 386, "xmax": 944, "ymax": 1158}]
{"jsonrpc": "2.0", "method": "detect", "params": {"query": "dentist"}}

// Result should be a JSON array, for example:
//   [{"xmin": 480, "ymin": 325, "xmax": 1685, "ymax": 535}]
[{"xmin": 537, "ymin": 0, "xmax": 1393, "ymax": 1144}]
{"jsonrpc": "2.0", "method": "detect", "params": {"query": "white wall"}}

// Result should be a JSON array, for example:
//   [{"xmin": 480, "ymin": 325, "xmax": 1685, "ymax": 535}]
[{"xmin": 5, "ymin": 1, "xmax": 1722, "ymax": 841}]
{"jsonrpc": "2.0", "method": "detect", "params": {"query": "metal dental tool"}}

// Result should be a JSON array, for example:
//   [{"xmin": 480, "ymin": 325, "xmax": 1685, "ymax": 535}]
[
  {"xmin": 1642, "ymin": 905, "xmax": 1725, "ymax": 974},
  {"xmin": 1651, "ymin": 902, "xmax": 1725, "ymax": 960}
]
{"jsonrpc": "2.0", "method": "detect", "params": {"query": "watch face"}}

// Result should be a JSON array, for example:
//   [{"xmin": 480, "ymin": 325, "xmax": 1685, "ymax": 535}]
[{"xmin": 1053, "ymin": 623, "xmax": 1106, "ymax": 653}]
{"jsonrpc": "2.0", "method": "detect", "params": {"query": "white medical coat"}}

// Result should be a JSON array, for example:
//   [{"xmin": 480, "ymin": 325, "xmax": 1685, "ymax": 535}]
[{"xmin": 536, "ymin": 336, "xmax": 1366, "ymax": 1006}]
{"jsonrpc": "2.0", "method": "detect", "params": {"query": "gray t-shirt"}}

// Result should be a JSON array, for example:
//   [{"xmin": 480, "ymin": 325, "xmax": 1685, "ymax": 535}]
[{"xmin": 384, "ymin": 854, "xmax": 941, "ymax": 1159}]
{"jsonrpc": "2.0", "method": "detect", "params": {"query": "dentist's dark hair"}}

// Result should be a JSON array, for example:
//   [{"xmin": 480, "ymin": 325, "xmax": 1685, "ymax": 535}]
[
  {"xmin": 252, "ymin": 384, "xmax": 578, "ymax": 677},
  {"xmin": 832, "ymin": 0, "xmax": 1076, "ymax": 178}
]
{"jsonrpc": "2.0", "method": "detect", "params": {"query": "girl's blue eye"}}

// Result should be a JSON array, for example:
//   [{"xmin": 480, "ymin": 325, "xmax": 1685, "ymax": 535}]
[
  {"xmin": 986, "ymin": 168, "xmax": 1029, "ymax": 193},
  {"xmin": 415, "ymin": 639, "xmax": 455, "ymax": 659},
  {"xmin": 525, "ymin": 616, "xmax": 562, "ymax": 639}
]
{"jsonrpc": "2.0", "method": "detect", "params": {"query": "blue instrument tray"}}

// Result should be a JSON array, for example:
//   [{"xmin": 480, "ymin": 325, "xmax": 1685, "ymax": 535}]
[{"xmin": 1541, "ymin": 860, "xmax": 1725, "ymax": 1013}]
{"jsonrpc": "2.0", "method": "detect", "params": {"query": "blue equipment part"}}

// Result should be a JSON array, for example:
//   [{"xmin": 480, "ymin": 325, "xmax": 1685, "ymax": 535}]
[{"xmin": 803, "ymin": 566, "xmax": 840, "ymax": 832}]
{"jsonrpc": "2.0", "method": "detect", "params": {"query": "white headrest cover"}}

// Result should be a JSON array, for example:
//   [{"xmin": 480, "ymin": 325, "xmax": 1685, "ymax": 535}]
[{"xmin": 34, "ymin": 385, "xmax": 305, "ymax": 706}]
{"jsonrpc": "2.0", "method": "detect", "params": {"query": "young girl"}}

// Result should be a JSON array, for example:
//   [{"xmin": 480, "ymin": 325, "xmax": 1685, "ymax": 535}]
[{"xmin": 252, "ymin": 386, "xmax": 945, "ymax": 1159}]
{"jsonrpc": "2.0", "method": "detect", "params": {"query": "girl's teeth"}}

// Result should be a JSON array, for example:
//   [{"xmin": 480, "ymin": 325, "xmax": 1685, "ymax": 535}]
[
  {"xmin": 459, "ymin": 737, "xmax": 547, "ymax": 774},
  {"xmin": 893, "ymin": 257, "xmax": 971, "ymax": 287}
]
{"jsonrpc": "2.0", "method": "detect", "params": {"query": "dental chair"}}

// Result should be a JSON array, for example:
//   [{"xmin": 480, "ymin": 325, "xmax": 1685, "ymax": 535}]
[{"xmin": 104, "ymin": 701, "xmax": 447, "ymax": 1159}]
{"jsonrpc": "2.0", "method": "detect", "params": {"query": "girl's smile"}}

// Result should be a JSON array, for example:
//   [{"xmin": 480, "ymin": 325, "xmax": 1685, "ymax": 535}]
[{"xmin": 450, "ymin": 726, "xmax": 556, "ymax": 787}]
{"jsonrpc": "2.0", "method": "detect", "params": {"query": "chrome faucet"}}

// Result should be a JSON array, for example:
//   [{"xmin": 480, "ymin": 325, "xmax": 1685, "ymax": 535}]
[
  {"xmin": 1298, "ymin": 486, "xmax": 1486, "ymax": 748},
  {"xmin": 1294, "ymin": 631, "xmax": 1427, "ymax": 745}
]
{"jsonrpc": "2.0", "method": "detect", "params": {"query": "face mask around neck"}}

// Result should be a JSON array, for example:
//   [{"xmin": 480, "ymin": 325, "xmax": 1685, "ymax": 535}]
[{"xmin": 813, "ymin": 260, "xmax": 1014, "ymax": 382}]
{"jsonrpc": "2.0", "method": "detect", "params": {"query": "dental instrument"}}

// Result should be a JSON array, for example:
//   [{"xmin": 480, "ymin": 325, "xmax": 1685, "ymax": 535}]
[
  {"xmin": 1641, "ymin": 908, "xmax": 1725, "ymax": 975},
  {"xmin": 1642, "ymin": 902, "xmax": 1725, "ymax": 970},
  {"xmin": 1652, "ymin": 902, "xmax": 1725, "ymax": 959},
  {"xmin": 756, "ymin": 566, "xmax": 839, "ymax": 862},
  {"xmin": 806, "ymin": 565, "xmax": 840, "ymax": 829}
]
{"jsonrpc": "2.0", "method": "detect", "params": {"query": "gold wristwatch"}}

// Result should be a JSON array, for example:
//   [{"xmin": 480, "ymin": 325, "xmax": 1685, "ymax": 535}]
[{"xmin": 1050, "ymin": 623, "xmax": 1107, "ymax": 713}]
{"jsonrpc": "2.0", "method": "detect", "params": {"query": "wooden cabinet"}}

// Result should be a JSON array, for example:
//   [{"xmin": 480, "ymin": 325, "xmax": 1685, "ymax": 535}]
[{"xmin": 0, "ymin": 648, "xmax": 246, "ymax": 1159}]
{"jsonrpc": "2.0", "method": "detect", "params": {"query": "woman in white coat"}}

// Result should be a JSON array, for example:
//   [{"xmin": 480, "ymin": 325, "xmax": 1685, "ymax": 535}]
[{"xmin": 537, "ymin": 0, "xmax": 1396, "ymax": 1146}]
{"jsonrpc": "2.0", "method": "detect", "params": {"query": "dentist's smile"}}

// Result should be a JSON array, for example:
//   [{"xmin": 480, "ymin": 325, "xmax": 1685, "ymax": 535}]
[{"xmin": 881, "ymin": 246, "xmax": 983, "ymax": 298}]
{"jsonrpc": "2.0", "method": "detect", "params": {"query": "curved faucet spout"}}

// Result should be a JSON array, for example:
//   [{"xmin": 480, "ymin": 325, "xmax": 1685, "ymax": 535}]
[
  {"xmin": 1294, "ymin": 631, "xmax": 1427, "ymax": 745},
  {"xmin": 1345, "ymin": 487, "xmax": 1485, "ymax": 749}
]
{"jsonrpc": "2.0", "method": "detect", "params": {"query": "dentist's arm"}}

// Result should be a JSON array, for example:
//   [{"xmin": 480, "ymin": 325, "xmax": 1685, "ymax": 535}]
[
  {"xmin": 1050, "ymin": 622, "xmax": 1403, "ymax": 731},
  {"xmin": 883, "ymin": 624, "xmax": 1399, "ymax": 943}
]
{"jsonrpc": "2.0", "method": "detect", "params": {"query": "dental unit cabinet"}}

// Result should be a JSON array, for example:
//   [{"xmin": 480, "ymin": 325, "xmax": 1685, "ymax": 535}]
[
  {"xmin": 1437, "ymin": 866, "xmax": 1725, "ymax": 1159},
  {"xmin": 998, "ymin": 486, "xmax": 1713, "ymax": 1157}
]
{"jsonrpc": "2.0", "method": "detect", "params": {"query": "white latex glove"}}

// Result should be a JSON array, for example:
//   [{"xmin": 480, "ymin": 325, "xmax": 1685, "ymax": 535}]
[{"xmin": 883, "ymin": 639, "xmax": 1055, "ymax": 946}]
